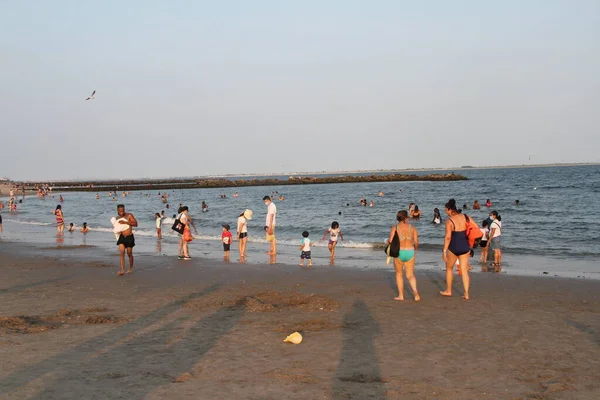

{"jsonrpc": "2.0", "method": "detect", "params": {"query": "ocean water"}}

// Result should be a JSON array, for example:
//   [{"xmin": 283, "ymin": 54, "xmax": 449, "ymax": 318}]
[{"xmin": 1, "ymin": 165, "xmax": 599, "ymax": 277}]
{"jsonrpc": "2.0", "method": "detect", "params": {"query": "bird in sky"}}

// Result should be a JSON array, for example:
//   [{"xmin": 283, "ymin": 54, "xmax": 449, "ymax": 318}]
[{"xmin": 85, "ymin": 90, "xmax": 96, "ymax": 101}]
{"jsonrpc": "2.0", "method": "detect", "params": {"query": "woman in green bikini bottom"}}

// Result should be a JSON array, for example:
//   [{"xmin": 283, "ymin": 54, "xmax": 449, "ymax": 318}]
[{"xmin": 387, "ymin": 210, "xmax": 420, "ymax": 302}]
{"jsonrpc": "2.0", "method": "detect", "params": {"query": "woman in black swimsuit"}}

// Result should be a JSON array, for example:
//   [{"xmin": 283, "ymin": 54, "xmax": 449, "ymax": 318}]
[{"xmin": 441, "ymin": 199, "xmax": 472, "ymax": 300}]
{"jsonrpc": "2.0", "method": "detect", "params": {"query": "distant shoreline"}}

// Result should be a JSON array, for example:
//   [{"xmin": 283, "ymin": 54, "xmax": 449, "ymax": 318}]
[{"xmin": 3, "ymin": 162, "xmax": 598, "ymax": 184}]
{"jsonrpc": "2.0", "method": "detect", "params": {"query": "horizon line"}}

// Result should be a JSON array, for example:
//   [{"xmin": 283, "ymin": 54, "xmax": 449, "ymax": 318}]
[{"xmin": 4, "ymin": 162, "xmax": 599, "ymax": 183}]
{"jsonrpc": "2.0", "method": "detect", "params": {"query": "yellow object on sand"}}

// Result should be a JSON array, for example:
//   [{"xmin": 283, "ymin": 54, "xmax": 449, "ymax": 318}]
[{"xmin": 284, "ymin": 332, "xmax": 303, "ymax": 344}]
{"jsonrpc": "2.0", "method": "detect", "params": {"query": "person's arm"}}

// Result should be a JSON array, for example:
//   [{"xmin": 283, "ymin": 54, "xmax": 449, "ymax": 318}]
[
  {"xmin": 127, "ymin": 213, "xmax": 138, "ymax": 227},
  {"xmin": 322, "ymin": 229, "xmax": 329, "ymax": 240},
  {"xmin": 442, "ymin": 220, "xmax": 452, "ymax": 262},
  {"xmin": 188, "ymin": 216, "xmax": 198, "ymax": 233},
  {"xmin": 339, "ymin": 231, "xmax": 344, "ymax": 241},
  {"xmin": 487, "ymin": 227, "xmax": 496, "ymax": 247},
  {"xmin": 267, "ymin": 213, "xmax": 274, "ymax": 234},
  {"xmin": 387, "ymin": 226, "xmax": 396, "ymax": 244}
]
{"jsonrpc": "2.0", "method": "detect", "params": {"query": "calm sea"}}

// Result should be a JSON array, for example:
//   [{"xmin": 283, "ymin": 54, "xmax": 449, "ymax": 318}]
[{"xmin": 2, "ymin": 165, "xmax": 599, "ymax": 278}]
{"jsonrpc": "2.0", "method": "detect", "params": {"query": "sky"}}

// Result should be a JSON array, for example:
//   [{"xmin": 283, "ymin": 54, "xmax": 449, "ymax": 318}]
[{"xmin": 1, "ymin": 0, "xmax": 599, "ymax": 181}]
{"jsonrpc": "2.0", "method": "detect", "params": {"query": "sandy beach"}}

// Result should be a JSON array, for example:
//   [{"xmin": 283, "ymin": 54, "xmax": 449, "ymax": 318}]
[{"xmin": 0, "ymin": 243, "xmax": 599, "ymax": 400}]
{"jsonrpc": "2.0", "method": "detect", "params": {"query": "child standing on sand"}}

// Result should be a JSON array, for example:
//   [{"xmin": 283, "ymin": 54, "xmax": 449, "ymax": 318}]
[
  {"xmin": 222, "ymin": 224, "xmax": 232, "ymax": 260},
  {"xmin": 322, "ymin": 221, "xmax": 343, "ymax": 259},
  {"xmin": 299, "ymin": 231, "xmax": 313, "ymax": 267}
]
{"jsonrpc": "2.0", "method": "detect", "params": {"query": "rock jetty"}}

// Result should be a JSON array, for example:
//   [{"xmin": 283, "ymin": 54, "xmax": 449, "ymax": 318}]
[{"xmin": 19, "ymin": 173, "xmax": 467, "ymax": 193}]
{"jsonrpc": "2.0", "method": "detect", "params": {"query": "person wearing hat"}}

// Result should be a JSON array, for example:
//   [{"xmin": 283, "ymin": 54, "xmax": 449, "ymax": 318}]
[
  {"xmin": 221, "ymin": 223, "xmax": 232, "ymax": 260},
  {"xmin": 237, "ymin": 209, "xmax": 253, "ymax": 259}
]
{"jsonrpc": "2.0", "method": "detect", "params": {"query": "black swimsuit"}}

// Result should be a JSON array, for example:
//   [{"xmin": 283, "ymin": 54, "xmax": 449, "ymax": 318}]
[{"xmin": 448, "ymin": 216, "xmax": 471, "ymax": 256}]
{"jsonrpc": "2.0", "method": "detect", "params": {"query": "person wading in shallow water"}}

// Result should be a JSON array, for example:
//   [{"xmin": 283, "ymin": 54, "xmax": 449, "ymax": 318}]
[
  {"xmin": 441, "ymin": 199, "xmax": 472, "ymax": 300},
  {"xmin": 264, "ymin": 196, "xmax": 277, "ymax": 255},
  {"xmin": 115, "ymin": 204, "xmax": 138, "ymax": 276}
]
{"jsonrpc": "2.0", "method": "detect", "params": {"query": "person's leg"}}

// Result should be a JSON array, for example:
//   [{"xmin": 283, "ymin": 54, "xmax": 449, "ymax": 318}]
[
  {"xmin": 331, "ymin": 242, "xmax": 337, "ymax": 258},
  {"xmin": 178, "ymin": 238, "xmax": 184, "ymax": 257},
  {"xmin": 241, "ymin": 237, "xmax": 247, "ymax": 257},
  {"xmin": 494, "ymin": 249, "xmax": 502, "ymax": 272},
  {"xmin": 118, "ymin": 244, "xmax": 126, "ymax": 275},
  {"xmin": 308, "ymin": 254, "xmax": 312, "ymax": 267},
  {"xmin": 269, "ymin": 229, "xmax": 277, "ymax": 255},
  {"xmin": 126, "ymin": 247, "xmax": 134, "ymax": 273},
  {"xmin": 458, "ymin": 253, "xmax": 470, "ymax": 299},
  {"xmin": 238, "ymin": 236, "xmax": 243, "ymax": 257},
  {"xmin": 441, "ymin": 252, "xmax": 458, "ymax": 296},
  {"xmin": 182, "ymin": 240, "xmax": 189, "ymax": 258},
  {"xmin": 404, "ymin": 257, "xmax": 420, "ymax": 301},
  {"xmin": 393, "ymin": 258, "xmax": 405, "ymax": 300},
  {"xmin": 328, "ymin": 243, "xmax": 333, "ymax": 258}
]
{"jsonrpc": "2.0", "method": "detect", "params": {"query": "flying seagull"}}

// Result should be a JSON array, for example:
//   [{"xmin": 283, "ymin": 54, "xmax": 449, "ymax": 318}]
[{"xmin": 85, "ymin": 90, "xmax": 96, "ymax": 101}]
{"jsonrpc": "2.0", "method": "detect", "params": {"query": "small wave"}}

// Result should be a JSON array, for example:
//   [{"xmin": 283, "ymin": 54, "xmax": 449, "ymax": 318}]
[{"xmin": 5, "ymin": 219, "xmax": 53, "ymax": 227}]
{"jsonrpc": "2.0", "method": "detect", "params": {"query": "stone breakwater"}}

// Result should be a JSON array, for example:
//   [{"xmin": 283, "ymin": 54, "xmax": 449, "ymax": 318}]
[{"xmin": 18, "ymin": 173, "xmax": 467, "ymax": 193}]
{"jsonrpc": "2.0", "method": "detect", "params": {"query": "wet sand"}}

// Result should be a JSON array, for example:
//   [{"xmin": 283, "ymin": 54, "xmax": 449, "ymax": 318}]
[{"xmin": 1, "ymin": 245, "xmax": 600, "ymax": 399}]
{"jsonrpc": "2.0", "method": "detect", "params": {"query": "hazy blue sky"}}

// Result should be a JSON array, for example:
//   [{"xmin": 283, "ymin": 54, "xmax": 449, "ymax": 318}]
[{"xmin": 1, "ymin": 1, "xmax": 599, "ymax": 180}]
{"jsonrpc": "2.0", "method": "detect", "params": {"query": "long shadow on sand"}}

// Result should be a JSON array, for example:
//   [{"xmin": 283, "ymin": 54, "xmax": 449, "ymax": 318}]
[
  {"xmin": 0, "ymin": 283, "xmax": 245, "ymax": 399},
  {"xmin": 0, "ymin": 276, "xmax": 74, "ymax": 295},
  {"xmin": 333, "ymin": 299, "xmax": 385, "ymax": 400},
  {"xmin": 565, "ymin": 318, "xmax": 600, "ymax": 347},
  {"xmin": 425, "ymin": 270, "xmax": 465, "ymax": 297}
]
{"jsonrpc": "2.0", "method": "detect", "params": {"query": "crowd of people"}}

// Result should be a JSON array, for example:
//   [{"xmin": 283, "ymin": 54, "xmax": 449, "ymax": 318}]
[
  {"xmin": 388, "ymin": 198, "xmax": 503, "ymax": 302},
  {"xmin": 2, "ymin": 187, "xmax": 506, "ymax": 302}
]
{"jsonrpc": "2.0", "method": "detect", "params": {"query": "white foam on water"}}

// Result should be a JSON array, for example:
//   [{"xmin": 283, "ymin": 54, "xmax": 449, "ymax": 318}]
[{"xmin": 4, "ymin": 219, "xmax": 53, "ymax": 227}]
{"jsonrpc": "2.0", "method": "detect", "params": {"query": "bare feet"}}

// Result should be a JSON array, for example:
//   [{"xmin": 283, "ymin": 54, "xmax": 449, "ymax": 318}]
[
  {"xmin": 439, "ymin": 291, "xmax": 452, "ymax": 297},
  {"xmin": 414, "ymin": 293, "xmax": 421, "ymax": 302},
  {"xmin": 394, "ymin": 296, "xmax": 404, "ymax": 301},
  {"xmin": 462, "ymin": 295, "xmax": 470, "ymax": 300},
  {"xmin": 117, "ymin": 270, "xmax": 125, "ymax": 276},
  {"xmin": 126, "ymin": 268, "xmax": 134, "ymax": 274}
]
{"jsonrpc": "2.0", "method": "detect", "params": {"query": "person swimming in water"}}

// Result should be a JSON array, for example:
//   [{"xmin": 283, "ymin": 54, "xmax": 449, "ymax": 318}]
[
  {"xmin": 485, "ymin": 199, "xmax": 493, "ymax": 207},
  {"xmin": 473, "ymin": 200, "xmax": 481, "ymax": 210},
  {"xmin": 432, "ymin": 208, "xmax": 442, "ymax": 224},
  {"xmin": 388, "ymin": 210, "xmax": 420, "ymax": 302},
  {"xmin": 441, "ymin": 199, "xmax": 472, "ymax": 300},
  {"xmin": 410, "ymin": 205, "xmax": 421, "ymax": 219}
]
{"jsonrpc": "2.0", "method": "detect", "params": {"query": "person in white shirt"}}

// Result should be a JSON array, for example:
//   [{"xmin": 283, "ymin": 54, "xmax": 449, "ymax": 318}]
[
  {"xmin": 155, "ymin": 213, "xmax": 162, "ymax": 239},
  {"xmin": 479, "ymin": 220, "xmax": 490, "ymax": 263},
  {"xmin": 486, "ymin": 210, "xmax": 503, "ymax": 271},
  {"xmin": 299, "ymin": 231, "xmax": 312, "ymax": 267},
  {"xmin": 237, "ymin": 209, "xmax": 252, "ymax": 259},
  {"xmin": 322, "ymin": 221, "xmax": 344, "ymax": 259},
  {"xmin": 264, "ymin": 196, "xmax": 277, "ymax": 255}
]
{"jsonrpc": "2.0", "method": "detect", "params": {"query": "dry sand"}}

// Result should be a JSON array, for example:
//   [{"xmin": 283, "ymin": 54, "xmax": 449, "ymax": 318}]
[{"xmin": 1, "ymin": 246, "xmax": 599, "ymax": 400}]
